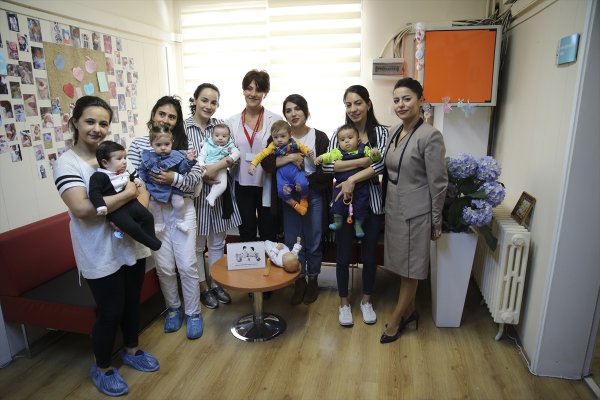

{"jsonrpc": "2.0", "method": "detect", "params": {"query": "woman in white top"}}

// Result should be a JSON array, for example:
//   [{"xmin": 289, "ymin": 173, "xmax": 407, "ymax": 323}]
[
  {"xmin": 260, "ymin": 94, "xmax": 332, "ymax": 305},
  {"xmin": 227, "ymin": 69, "xmax": 282, "ymax": 242},
  {"xmin": 128, "ymin": 96, "xmax": 204, "ymax": 340},
  {"xmin": 54, "ymin": 96, "xmax": 159, "ymax": 397}
]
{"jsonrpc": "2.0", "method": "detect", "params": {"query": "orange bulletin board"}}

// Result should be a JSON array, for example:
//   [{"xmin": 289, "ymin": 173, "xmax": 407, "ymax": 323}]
[{"xmin": 422, "ymin": 26, "xmax": 501, "ymax": 106}]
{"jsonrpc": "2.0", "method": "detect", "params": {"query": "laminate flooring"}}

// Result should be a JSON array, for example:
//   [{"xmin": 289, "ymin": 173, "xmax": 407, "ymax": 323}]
[{"xmin": 0, "ymin": 267, "xmax": 594, "ymax": 400}]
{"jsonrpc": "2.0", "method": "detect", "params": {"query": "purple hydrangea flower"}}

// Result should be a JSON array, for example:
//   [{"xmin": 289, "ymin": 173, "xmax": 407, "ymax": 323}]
[
  {"xmin": 480, "ymin": 181, "xmax": 506, "ymax": 207},
  {"xmin": 463, "ymin": 202, "xmax": 493, "ymax": 227},
  {"xmin": 476, "ymin": 156, "xmax": 501, "ymax": 181},
  {"xmin": 447, "ymin": 152, "xmax": 477, "ymax": 179}
]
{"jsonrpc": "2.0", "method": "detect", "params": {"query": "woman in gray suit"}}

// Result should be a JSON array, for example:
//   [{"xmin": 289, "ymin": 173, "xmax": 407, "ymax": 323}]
[{"xmin": 380, "ymin": 78, "xmax": 448, "ymax": 344}]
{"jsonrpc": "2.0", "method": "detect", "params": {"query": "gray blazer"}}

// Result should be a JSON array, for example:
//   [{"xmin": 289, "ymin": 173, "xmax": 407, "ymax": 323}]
[{"xmin": 385, "ymin": 121, "xmax": 448, "ymax": 230}]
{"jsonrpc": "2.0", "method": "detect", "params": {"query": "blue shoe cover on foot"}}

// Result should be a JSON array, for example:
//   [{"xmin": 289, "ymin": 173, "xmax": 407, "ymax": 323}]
[
  {"xmin": 90, "ymin": 364, "xmax": 129, "ymax": 397},
  {"xmin": 186, "ymin": 313, "xmax": 204, "ymax": 340},
  {"xmin": 122, "ymin": 349, "xmax": 160, "ymax": 372}
]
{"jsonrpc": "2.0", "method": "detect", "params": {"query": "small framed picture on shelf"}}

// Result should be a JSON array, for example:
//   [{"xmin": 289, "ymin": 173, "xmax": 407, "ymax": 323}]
[{"xmin": 512, "ymin": 191, "xmax": 536, "ymax": 225}]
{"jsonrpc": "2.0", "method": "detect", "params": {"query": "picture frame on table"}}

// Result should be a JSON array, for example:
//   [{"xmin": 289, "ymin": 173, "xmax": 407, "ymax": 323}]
[
  {"xmin": 511, "ymin": 191, "xmax": 536, "ymax": 225},
  {"xmin": 226, "ymin": 241, "xmax": 265, "ymax": 270}
]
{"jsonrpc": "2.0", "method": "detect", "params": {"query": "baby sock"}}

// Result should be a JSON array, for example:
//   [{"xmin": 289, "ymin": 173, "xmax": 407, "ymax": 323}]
[
  {"xmin": 354, "ymin": 219, "xmax": 365, "ymax": 238},
  {"xmin": 286, "ymin": 199, "xmax": 307, "ymax": 216},
  {"xmin": 328, "ymin": 214, "xmax": 343, "ymax": 231}
]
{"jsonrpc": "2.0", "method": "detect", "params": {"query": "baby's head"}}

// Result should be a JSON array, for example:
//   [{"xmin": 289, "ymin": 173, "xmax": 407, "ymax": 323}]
[
  {"xmin": 281, "ymin": 252, "xmax": 300, "ymax": 273},
  {"xmin": 336, "ymin": 124, "xmax": 359, "ymax": 153},
  {"xmin": 96, "ymin": 140, "xmax": 127, "ymax": 173},
  {"xmin": 149, "ymin": 125, "xmax": 173, "ymax": 156},
  {"xmin": 270, "ymin": 120, "xmax": 292, "ymax": 148},
  {"xmin": 212, "ymin": 123, "xmax": 231, "ymax": 147}
]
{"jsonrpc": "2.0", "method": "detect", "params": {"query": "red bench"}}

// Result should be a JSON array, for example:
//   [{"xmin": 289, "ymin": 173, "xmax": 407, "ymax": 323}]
[{"xmin": 0, "ymin": 212, "xmax": 162, "ymax": 344}]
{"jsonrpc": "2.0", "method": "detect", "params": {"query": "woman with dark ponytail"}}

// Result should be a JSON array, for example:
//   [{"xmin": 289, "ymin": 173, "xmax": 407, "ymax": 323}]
[{"xmin": 185, "ymin": 83, "xmax": 241, "ymax": 309}]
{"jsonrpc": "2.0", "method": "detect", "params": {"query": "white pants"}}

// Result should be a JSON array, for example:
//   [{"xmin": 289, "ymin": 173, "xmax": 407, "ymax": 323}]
[
  {"xmin": 151, "ymin": 198, "xmax": 201, "ymax": 316},
  {"xmin": 196, "ymin": 230, "xmax": 226, "ymax": 287}
]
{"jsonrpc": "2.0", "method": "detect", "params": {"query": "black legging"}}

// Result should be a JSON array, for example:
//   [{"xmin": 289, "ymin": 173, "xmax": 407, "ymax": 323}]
[
  {"xmin": 86, "ymin": 259, "xmax": 146, "ymax": 368},
  {"xmin": 235, "ymin": 182, "xmax": 277, "ymax": 242}
]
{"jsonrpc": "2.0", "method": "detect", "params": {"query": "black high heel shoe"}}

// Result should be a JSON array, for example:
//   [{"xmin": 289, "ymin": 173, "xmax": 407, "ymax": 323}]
[
  {"xmin": 380, "ymin": 323, "xmax": 403, "ymax": 344},
  {"xmin": 400, "ymin": 310, "xmax": 420, "ymax": 331}
]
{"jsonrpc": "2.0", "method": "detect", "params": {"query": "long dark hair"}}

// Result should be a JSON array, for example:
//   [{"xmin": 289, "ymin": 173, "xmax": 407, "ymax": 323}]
[
  {"xmin": 69, "ymin": 96, "xmax": 112, "ymax": 145},
  {"xmin": 282, "ymin": 94, "xmax": 310, "ymax": 120},
  {"xmin": 343, "ymin": 85, "xmax": 381, "ymax": 146},
  {"xmin": 147, "ymin": 95, "xmax": 187, "ymax": 150},
  {"xmin": 189, "ymin": 83, "xmax": 220, "ymax": 115}
]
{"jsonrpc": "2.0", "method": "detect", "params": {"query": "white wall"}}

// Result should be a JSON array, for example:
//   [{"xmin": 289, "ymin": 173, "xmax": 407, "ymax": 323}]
[
  {"xmin": 492, "ymin": 0, "xmax": 595, "ymax": 377},
  {"xmin": 0, "ymin": 0, "xmax": 175, "ymax": 360},
  {"xmin": 364, "ymin": 0, "xmax": 599, "ymax": 379},
  {"xmin": 0, "ymin": 0, "xmax": 175, "ymax": 232},
  {"xmin": 360, "ymin": 0, "xmax": 488, "ymax": 126}
]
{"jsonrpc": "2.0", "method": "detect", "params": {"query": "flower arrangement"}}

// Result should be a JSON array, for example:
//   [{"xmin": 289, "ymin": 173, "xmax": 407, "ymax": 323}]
[{"xmin": 442, "ymin": 153, "xmax": 505, "ymax": 250}]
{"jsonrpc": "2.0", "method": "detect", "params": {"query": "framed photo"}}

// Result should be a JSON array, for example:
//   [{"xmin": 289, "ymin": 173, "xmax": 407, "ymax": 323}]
[
  {"xmin": 226, "ymin": 241, "xmax": 265, "ymax": 270},
  {"xmin": 511, "ymin": 191, "xmax": 536, "ymax": 225}
]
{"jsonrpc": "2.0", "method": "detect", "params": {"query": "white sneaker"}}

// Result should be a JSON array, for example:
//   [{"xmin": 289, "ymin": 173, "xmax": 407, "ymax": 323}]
[
  {"xmin": 360, "ymin": 301, "xmax": 377, "ymax": 324},
  {"xmin": 338, "ymin": 305, "xmax": 354, "ymax": 327}
]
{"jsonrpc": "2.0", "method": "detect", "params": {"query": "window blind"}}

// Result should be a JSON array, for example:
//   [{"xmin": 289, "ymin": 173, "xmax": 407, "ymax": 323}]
[{"xmin": 180, "ymin": 0, "xmax": 361, "ymax": 135}]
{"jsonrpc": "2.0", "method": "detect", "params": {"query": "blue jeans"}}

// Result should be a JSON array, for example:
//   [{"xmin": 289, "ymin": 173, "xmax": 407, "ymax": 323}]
[
  {"xmin": 283, "ymin": 189, "xmax": 324, "ymax": 278},
  {"xmin": 335, "ymin": 210, "xmax": 382, "ymax": 298}
]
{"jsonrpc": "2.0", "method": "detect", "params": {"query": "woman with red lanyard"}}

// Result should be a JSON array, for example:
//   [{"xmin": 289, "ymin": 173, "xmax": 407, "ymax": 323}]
[{"xmin": 227, "ymin": 70, "xmax": 282, "ymax": 242}]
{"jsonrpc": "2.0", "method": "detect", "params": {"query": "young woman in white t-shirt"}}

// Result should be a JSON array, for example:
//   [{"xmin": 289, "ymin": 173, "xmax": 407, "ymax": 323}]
[{"xmin": 54, "ymin": 96, "xmax": 159, "ymax": 397}]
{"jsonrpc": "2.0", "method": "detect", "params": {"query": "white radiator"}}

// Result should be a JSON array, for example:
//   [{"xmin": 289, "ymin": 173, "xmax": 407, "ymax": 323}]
[{"xmin": 472, "ymin": 206, "xmax": 530, "ymax": 340}]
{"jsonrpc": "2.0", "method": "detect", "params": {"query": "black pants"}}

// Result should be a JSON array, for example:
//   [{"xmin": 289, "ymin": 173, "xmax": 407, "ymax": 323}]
[
  {"xmin": 335, "ymin": 210, "xmax": 382, "ymax": 298},
  {"xmin": 235, "ymin": 182, "xmax": 277, "ymax": 242},
  {"xmin": 108, "ymin": 200, "xmax": 161, "ymax": 251},
  {"xmin": 86, "ymin": 259, "xmax": 146, "ymax": 368}
]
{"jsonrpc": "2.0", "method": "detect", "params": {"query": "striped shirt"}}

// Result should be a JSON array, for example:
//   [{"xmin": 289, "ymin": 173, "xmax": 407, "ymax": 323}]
[
  {"xmin": 184, "ymin": 116, "xmax": 241, "ymax": 235},
  {"xmin": 322, "ymin": 124, "xmax": 389, "ymax": 215},
  {"xmin": 128, "ymin": 136, "xmax": 202, "ymax": 195}
]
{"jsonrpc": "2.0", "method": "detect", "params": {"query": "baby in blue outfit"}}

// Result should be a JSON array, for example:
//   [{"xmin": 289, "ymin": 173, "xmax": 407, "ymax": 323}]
[
  {"xmin": 139, "ymin": 125, "xmax": 197, "ymax": 232},
  {"xmin": 198, "ymin": 123, "xmax": 240, "ymax": 207}
]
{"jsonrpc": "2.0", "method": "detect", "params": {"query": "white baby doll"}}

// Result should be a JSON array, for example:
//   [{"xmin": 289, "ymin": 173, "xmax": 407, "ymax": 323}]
[{"xmin": 264, "ymin": 237, "xmax": 302, "ymax": 273}]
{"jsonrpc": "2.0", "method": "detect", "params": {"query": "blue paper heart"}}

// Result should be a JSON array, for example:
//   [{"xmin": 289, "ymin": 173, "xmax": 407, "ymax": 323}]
[
  {"xmin": 83, "ymin": 82, "xmax": 94, "ymax": 95},
  {"xmin": 53, "ymin": 55, "xmax": 65, "ymax": 70}
]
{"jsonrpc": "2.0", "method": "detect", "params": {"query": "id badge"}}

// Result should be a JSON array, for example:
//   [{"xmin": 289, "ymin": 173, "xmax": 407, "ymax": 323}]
[{"xmin": 245, "ymin": 152, "xmax": 256, "ymax": 162}]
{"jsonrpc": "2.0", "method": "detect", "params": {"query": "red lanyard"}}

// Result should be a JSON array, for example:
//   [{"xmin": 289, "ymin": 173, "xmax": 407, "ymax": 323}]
[{"xmin": 242, "ymin": 108, "xmax": 264, "ymax": 149}]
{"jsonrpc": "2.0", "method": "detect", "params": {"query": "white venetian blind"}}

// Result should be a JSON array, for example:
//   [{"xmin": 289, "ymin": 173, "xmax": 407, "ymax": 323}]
[{"xmin": 180, "ymin": 0, "xmax": 361, "ymax": 135}]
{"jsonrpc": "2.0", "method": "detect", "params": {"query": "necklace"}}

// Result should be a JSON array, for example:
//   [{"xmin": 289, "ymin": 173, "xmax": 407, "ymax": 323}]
[{"xmin": 242, "ymin": 107, "xmax": 264, "ymax": 148}]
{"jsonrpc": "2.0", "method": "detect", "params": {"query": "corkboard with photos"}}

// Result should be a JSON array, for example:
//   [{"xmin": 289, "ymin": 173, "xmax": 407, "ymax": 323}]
[{"xmin": 0, "ymin": 9, "xmax": 141, "ymax": 179}]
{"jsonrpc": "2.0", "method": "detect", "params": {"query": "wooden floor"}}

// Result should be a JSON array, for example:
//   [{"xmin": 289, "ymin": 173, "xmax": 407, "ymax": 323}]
[{"xmin": 0, "ymin": 267, "xmax": 594, "ymax": 400}]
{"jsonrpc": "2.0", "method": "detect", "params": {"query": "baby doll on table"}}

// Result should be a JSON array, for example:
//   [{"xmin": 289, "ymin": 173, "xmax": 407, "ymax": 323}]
[{"xmin": 264, "ymin": 237, "xmax": 302, "ymax": 273}]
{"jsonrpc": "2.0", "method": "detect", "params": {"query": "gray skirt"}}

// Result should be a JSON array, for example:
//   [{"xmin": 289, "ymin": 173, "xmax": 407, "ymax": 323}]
[{"xmin": 382, "ymin": 186, "xmax": 431, "ymax": 280}]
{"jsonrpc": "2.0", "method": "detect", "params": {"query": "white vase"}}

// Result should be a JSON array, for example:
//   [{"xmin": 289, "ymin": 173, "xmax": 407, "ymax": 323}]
[{"xmin": 430, "ymin": 232, "xmax": 478, "ymax": 327}]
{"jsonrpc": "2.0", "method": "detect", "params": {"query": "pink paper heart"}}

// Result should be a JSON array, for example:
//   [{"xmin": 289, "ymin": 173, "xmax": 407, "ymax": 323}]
[
  {"xmin": 85, "ymin": 56, "xmax": 97, "ymax": 73},
  {"xmin": 72, "ymin": 66, "xmax": 84, "ymax": 82},
  {"xmin": 63, "ymin": 83, "xmax": 75, "ymax": 98}
]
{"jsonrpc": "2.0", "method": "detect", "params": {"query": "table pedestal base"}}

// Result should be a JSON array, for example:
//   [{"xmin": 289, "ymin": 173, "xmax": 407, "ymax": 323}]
[{"xmin": 230, "ymin": 291, "xmax": 286, "ymax": 342}]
